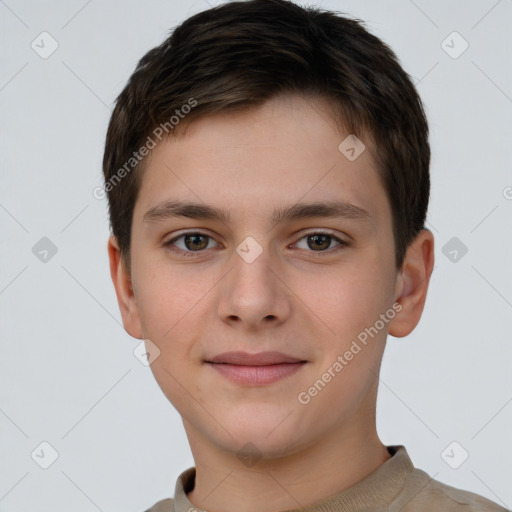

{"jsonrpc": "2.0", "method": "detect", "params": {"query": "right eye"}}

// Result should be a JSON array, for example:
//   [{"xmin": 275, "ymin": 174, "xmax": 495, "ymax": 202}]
[{"xmin": 163, "ymin": 232, "xmax": 219, "ymax": 257}]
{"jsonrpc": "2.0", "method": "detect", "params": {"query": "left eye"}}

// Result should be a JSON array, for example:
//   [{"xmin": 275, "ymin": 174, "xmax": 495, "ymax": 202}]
[{"xmin": 294, "ymin": 232, "xmax": 348, "ymax": 252}]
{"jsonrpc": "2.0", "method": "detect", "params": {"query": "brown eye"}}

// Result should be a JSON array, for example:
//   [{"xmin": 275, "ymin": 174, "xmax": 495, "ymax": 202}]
[
  {"xmin": 294, "ymin": 231, "xmax": 349, "ymax": 254},
  {"xmin": 183, "ymin": 234, "xmax": 209, "ymax": 251},
  {"xmin": 307, "ymin": 234, "xmax": 331, "ymax": 251},
  {"xmin": 164, "ymin": 232, "xmax": 217, "ymax": 256}
]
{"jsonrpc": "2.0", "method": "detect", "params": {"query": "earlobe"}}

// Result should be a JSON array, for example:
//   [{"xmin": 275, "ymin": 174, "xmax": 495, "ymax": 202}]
[
  {"xmin": 388, "ymin": 229, "xmax": 435, "ymax": 338},
  {"xmin": 107, "ymin": 235, "xmax": 143, "ymax": 339}
]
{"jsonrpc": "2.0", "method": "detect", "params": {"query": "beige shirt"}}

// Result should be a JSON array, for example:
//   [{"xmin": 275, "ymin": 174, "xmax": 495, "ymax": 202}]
[{"xmin": 144, "ymin": 445, "xmax": 508, "ymax": 512}]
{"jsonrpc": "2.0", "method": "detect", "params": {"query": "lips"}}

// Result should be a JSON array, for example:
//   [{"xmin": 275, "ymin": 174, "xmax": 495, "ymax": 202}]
[
  {"xmin": 207, "ymin": 351, "xmax": 305, "ymax": 366},
  {"xmin": 206, "ymin": 351, "xmax": 307, "ymax": 385}
]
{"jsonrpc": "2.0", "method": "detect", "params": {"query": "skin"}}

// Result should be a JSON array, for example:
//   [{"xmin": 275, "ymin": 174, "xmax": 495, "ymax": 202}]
[{"xmin": 108, "ymin": 93, "xmax": 434, "ymax": 512}]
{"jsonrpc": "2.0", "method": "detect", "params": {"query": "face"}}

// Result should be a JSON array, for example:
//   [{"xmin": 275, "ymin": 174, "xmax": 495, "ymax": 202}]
[{"xmin": 113, "ymin": 94, "xmax": 411, "ymax": 459}]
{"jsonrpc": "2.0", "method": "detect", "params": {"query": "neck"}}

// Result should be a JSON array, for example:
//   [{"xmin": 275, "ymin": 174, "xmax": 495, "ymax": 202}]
[{"xmin": 184, "ymin": 413, "xmax": 390, "ymax": 512}]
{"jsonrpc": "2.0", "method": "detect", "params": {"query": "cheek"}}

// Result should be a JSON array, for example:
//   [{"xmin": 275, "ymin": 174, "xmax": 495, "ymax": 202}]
[
  {"xmin": 291, "ymin": 259, "xmax": 392, "ymax": 343},
  {"xmin": 132, "ymin": 262, "xmax": 207, "ymax": 354},
  {"xmin": 296, "ymin": 265, "xmax": 391, "ymax": 411},
  {"xmin": 133, "ymin": 268, "xmax": 209, "ymax": 409}
]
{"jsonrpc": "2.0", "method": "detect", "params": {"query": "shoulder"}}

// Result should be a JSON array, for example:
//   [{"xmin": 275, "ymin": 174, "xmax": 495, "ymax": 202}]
[
  {"xmin": 142, "ymin": 466, "xmax": 195, "ymax": 512},
  {"xmin": 143, "ymin": 498, "xmax": 174, "ymax": 512},
  {"xmin": 398, "ymin": 467, "xmax": 509, "ymax": 511}
]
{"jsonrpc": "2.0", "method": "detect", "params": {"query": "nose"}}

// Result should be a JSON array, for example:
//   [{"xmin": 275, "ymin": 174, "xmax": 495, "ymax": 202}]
[{"xmin": 215, "ymin": 238, "xmax": 293, "ymax": 331}]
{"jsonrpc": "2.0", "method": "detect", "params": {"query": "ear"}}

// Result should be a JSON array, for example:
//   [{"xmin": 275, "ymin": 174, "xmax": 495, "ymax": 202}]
[
  {"xmin": 388, "ymin": 229, "xmax": 435, "ymax": 338},
  {"xmin": 107, "ymin": 235, "xmax": 143, "ymax": 339}
]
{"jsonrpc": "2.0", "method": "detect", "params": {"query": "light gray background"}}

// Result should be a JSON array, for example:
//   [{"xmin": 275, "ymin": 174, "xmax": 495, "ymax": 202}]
[{"xmin": 1, "ymin": 0, "xmax": 511, "ymax": 511}]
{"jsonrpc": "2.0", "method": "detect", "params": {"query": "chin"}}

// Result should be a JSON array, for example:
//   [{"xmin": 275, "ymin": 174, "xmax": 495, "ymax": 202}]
[{"xmin": 213, "ymin": 411, "xmax": 311, "ymax": 461}]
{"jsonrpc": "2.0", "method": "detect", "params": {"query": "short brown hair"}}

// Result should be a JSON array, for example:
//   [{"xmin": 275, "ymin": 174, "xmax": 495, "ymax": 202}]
[{"xmin": 102, "ymin": 0, "xmax": 430, "ymax": 271}]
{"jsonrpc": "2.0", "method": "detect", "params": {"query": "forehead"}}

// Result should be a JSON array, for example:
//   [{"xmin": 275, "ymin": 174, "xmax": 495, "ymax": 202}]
[{"xmin": 134, "ymin": 94, "xmax": 390, "ymax": 228}]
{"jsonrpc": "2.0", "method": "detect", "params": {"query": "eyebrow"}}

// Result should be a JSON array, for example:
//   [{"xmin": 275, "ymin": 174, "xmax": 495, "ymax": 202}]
[{"xmin": 143, "ymin": 199, "xmax": 372, "ymax": 227}]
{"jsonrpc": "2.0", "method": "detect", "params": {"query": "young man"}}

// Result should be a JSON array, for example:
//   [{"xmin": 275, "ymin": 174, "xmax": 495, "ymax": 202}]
[{"xmin": 103, "ymin": 1, "xmax": 507, "ymax": 511}]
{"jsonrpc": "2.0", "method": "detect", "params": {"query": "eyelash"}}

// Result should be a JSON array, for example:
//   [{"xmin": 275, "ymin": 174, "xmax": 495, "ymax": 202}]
[{"xmin": 163, "ymin": 231, "xmax": 350, "ymax": 258}]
